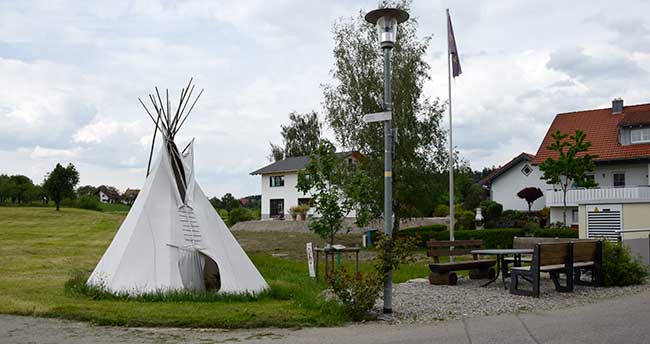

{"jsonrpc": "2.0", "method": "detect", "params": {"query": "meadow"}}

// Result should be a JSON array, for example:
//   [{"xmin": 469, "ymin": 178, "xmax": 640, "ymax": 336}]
[{"xmin": 0, "ymin": 207, "xmax": 428, "ymax": 328}]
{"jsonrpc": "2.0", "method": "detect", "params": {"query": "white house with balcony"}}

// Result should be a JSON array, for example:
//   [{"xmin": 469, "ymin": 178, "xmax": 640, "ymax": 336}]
[
  {"xmin": 250, "ymin": 152, "xmax": 361, "ymax": 220},
  {"xmin": 482, "ymin": 99, "xmax": 650, "ymax": 250}
]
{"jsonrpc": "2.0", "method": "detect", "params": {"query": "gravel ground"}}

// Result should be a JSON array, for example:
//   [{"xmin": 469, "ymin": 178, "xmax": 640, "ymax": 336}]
[{"xmin": 378, "ymin": 275, "xmax": 650, "ymax": 324}]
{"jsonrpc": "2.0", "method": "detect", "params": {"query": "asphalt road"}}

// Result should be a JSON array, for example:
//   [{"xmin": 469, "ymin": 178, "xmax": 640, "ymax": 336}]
[{"xmin": 2, "ymin": 291, "xmax": 649, "ymax": 344}]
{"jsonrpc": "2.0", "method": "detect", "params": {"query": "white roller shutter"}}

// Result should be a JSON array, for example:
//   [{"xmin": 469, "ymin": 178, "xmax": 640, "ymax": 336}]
[{"xmin": 586, "ymin": 204, "xmax": 622, "ymax": 242}]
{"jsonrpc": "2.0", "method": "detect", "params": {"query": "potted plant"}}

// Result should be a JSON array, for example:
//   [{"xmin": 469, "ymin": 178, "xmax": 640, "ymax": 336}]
[
  {"xmin": 297, "ymin": 204, "xmax": 310, "ymax": 221},
  {"xmin": 289, "ymin": 206, "xmax": 300, "ymax": 221}
]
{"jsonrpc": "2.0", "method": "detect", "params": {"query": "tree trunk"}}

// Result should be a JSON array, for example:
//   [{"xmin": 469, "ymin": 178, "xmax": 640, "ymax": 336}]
[
  {"xmin": 55, "ymin": 201, "xmax": 60, "ymax": 212},
  {"xmin": 562, "ymin": 189, "xmax": 567, "ymax": 228}
]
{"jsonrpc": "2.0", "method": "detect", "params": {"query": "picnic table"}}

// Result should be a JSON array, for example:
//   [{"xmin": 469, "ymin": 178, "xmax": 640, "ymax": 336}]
[
  {"xmin": 471, "ymin": 249, "xmax": 533, "ymax": 288},
  {"xmin": 314, "ymin": 245, "xmax": 361, "ymax": 280}
]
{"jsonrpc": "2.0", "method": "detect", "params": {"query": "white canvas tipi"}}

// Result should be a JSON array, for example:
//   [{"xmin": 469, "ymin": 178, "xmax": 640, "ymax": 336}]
[{"xmin": 87, "ymin": 81, "xmax": 268, "ymax": 294}]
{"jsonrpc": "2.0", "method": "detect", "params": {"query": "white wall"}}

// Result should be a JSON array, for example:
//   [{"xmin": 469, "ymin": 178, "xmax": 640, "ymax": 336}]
[
  {"xmin": 98, "ymin": 191, "xmax": 110, "ymax": 204},
  {"xmin": 490, "ymin": 161, "xmax": 547, "ymax": 211},
  {"xmin": 590, "ymin": 163, "xmax": 648, "ymax": 187},
  {"xmin": 550, "ymin": 206, "xmax": 578, "ymax": 225},
  {"xmin": 260, "ymin": 172, "xmax": 312, "ymax": 219}
]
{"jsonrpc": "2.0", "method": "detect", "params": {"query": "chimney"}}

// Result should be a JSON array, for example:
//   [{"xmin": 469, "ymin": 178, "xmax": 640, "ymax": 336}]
[{"xmin": 612, "ymin": 98, "xmax": 624, "ymax": 114}]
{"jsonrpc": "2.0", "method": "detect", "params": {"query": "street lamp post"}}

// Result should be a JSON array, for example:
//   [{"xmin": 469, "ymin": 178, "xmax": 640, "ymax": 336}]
[{"xmin": 364, "ymin": 7, "xmax": 409, "ymax": 315}]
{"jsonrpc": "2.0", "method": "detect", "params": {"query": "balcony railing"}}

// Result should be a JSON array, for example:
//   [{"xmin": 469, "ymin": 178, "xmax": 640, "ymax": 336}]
[{"xmin": 546, "ymin": 185, "xmax": 650, "ymax": 207}]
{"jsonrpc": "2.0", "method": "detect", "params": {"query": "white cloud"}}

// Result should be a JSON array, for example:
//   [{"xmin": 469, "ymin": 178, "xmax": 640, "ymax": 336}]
[
  {"xmin": 30, "ymin": 146, "xmax": 81, "ymax": 160},
  {"xmin": 73, "ymin": 118, "xmax": 140, "ymax": 144}
]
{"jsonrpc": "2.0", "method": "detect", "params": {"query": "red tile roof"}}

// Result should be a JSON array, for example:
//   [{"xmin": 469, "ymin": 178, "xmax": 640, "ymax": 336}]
[
  {"xmin": 479, "ymin": 152, "xmax": 535, "ymax": 186},
  {"xmin": 532, "ymin": 103, "xmax": 650, "ymax": 165}
]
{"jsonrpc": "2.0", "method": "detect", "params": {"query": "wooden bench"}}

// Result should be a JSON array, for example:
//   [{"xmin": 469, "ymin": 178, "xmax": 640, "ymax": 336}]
[
  {"xmin": 427, "ymin": 240, "xmax": 496, "ymax": 285},
  {"xmin": 509, "ymin": 242, "xmax": 573, "ymax": 297},
  {"xmin": 504, "ymin": 237, "xmax": 568, "ymax": 270},
  {"xmin": 572, "ymin": 240, "xmax": 602, "ymax": 287}
]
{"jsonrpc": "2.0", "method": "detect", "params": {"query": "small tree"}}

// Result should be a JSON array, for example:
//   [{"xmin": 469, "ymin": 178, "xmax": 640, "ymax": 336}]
[
  {"xmin": 43, "ymin": 163, "xmax": 80, "ymax": 211},
  {"xmin": 209, "ymin": 196, "xmax": 222, "ymax": 210},
  {"xmin": 539, "ymin": 130, "xmax": 597, "ymax": 226},
  {"xmin": 517, "ymin": 187, "xmax": 544, "ymax": 212},
  {"xmin": 220, "ymin": 193, "xmax": 240, "ymax": 211},
  {"xmin": 76, "ymin": 185, "xmax": 97, "ymax": 198},
  {"xmin": 296, "ymin": 140, "xmax": 369, "ymax": 245}
]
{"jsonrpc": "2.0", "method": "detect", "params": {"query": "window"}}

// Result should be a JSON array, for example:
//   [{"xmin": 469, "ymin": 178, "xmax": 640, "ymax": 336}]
[
  {"xmin": 613, "ymin": 173, "xmax": 625, "ymax": 187},
  {"xmin": 521, "ymin": 164, "xmax": 532, "ymax": 176},
  {"xmin": 631, "ymin": 128, "xmax": 650, "ymax": 144},
  {"xmin": 269, "ymin": 175, "xmax": 285, "ymax": 187},
  {"xmin": 298, "ymin": 198, "xmax": 311, "ymax": 206},
  {"xmin": 572, "ymin": 209, "xmax": 579, "ymax": 224}
]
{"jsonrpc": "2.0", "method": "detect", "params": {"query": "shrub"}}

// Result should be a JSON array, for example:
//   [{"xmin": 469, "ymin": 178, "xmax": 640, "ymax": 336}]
[
  {"xmin": 523, "ymin": 221, "xmax": 541, "ymax": 233},
  {"xmin": 228, "ymin": 208, "xmax": 254, "ymax": 225},
  {"xmin": 75, "ymin": 196, "xmax": 103, "ymax": 212},
  {"xmin": 289, "ymin": 206, "xmax": 301, "ymax": 216},
  {"xmin": 60, "ymin": 198, "xmax": 76, "ymax": 207},
  {"xmin": 433, "ymin": 204, "xmax": 449, "ymax": 217},
  {"xmin": 454, "ymin": 210, "xmax": 476, "ymax": 230},
  {"xmin": 218, "ymin": 209, "xmax": 230, "ymax": 225},
  {"xmin": 296, "ymin": 204, "xmax": 310, "ymax": 214},
  {"xmin": 396, "ymin": 224, "xmax": 447, "ymax": 247},
  {"xmin": 454, "ymin": 203, "xmax": 465, "ymax": 215},
  {"xmin": 532, "ymin": 228, "xmax": 578, "ymax": 238},
  {"xmin": 328, "ymin": 269, "xmax": 382, "ymax": 320},
  {"xmin": 480, "ymin": 200, "xmax": 503, "ymax": 221},
  {"xmin": 328, "ymin": 236, "xmax": 415, "ymax": 320},
  {"xmin": 539, "ymin": 207, "xmax": 550, "ymax": 218},
  {"xmin": 601, "ymin": 240, "xmax": 648, "ymax": 287},
  {"xmin": 548, "ymin": 221, "xmax": 570, "ymax": 230}
]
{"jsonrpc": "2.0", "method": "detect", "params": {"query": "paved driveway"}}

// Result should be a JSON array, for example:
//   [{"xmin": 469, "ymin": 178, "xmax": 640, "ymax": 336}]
[{"xmin": 2, "ymin": 291, "xmax": 649, "ymax": 344}]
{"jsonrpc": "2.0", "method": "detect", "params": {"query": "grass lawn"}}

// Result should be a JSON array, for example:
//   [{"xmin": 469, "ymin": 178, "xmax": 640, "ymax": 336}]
[
  {"xmin": 0, "ymin": 207, "xmax": 429, "ymax": 328},
  {"xmin": 97, "ymin": 202, "xmax": 131, "ymax": 212}
]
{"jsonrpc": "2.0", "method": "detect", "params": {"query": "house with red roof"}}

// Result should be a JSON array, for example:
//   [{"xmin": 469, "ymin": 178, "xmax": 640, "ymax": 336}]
[{"xmin": 482, "ymin": 99, "xmax": 650, "ymax": 249}]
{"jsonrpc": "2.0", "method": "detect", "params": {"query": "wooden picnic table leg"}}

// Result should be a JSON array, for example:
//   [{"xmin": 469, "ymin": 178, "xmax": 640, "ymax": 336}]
[
  {"xmin": 480, "ymin": 254, "xmax": 501, "ymax": 287},
  {"xmin": 500, "ymin": 254, "xmax": 509, "ymax": 289}
]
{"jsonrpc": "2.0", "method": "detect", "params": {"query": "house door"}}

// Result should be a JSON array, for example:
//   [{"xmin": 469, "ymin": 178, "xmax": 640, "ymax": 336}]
[
  {"xmin": 270, "ymin": 199, "xmax": 284, "ymax": 219},
  {"xmin": 586, "ymin": 204, "xmax": 622, "ymax": 242}
]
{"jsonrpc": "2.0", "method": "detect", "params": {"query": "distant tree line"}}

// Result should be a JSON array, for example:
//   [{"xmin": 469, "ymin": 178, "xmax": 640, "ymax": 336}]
[
  {"xmin": 0, "ymin": 174, "xmax": 47, "ymax": 204},
  {"xmin": 1, "ymin": 162, "xmax": 140, "ymax": 212},
  {"xmin": 209, "ymin": 193, "xmax": 261, "ymax": 227}
]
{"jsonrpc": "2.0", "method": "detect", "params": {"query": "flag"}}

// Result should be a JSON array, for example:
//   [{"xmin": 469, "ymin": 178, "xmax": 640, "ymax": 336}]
[{"xmin": 447, "ymin": 11, "xmax": 462, "ymax": 77}]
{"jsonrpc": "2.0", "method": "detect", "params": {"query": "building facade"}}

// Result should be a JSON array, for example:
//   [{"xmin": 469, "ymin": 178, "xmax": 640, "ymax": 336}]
[
  {"xmin": 483, "ymin": 99, "xmax": 650, "ymax": 235},
  {"xmin": 251, "ymin": 152, "xmax": 361, "ymax": 220},
  {"xmin": 480, "ymin": 153, "xmax": 547, "ymax": 211}
]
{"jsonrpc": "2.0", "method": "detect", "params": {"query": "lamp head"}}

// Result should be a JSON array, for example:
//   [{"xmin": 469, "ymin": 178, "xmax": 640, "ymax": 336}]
[{"xmin": 365, "ymin": 8, "xmax": 409, "ymax": 48}]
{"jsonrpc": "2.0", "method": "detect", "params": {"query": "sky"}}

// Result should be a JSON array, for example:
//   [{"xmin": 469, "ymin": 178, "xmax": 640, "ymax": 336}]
[{"xmin": 1, "ymin": 0, "xmax": 650, "ymax": 198}]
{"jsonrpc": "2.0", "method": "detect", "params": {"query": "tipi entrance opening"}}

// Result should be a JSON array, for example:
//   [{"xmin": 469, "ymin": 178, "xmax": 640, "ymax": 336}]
[{"xmin": 203, "ymin": 254, "xmax": 221, "ymax": 291}]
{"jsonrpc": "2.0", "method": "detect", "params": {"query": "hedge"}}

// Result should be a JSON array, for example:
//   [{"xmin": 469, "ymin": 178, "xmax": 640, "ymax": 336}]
[
  {"xmin": 396, "ymin": 224, "xmax": 447, "ymax": 247},
  {"xmin": 532, "ymin": 228, "xmax": 578, "ymax": 238},
  {"xmin": 400, "ymin": 226, "xmax": 579, "ymax": 249},
  {"xmin": 430, "ymin": 229, "xmax": 525, "ymax": 249}
]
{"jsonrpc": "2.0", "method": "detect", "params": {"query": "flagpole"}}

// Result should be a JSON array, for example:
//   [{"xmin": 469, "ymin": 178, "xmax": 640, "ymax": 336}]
[{"xmin": 447, "ymin": 8, "xmax": 455, "ymax": 248}]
